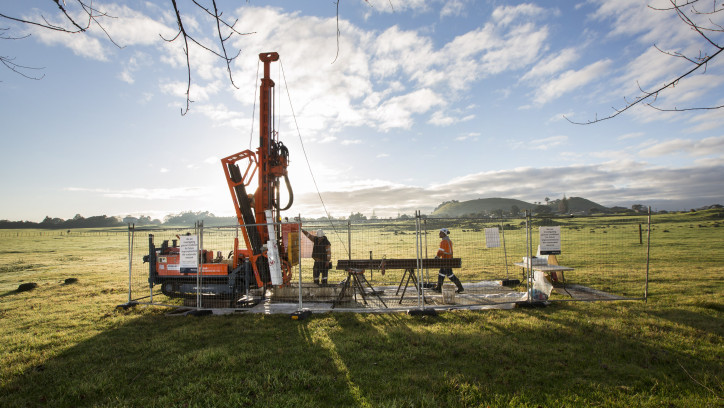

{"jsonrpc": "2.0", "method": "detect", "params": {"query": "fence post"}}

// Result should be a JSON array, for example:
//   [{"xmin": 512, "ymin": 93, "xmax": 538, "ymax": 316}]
[
  {"xmin": 645, "ymin": 208, "xmax": 651, "ymax": 301},
  {"xmin": 298, "ymin": 215, "xmax": 303, "ymax": 312},
  {"xmin": 525, "ymin": 210, "xmax": 533, "ymax": 303},
  {"xmin": 127, "ymin": 223, "xmax": 134, "ymax": 304},
  {"xmin": 196, "ymin": 221, "xmax": 203, "ymax": 310},
  {"xmin": 347, "ymin": 219, "xmax": 352, "ymax": 261},
  {"xmin": 423, "ymin": 217, "xmax": 429, "ymax": 285},
  {"xmin": 415, "ymin": 211, "xmax": 423, "ymax": 309}
]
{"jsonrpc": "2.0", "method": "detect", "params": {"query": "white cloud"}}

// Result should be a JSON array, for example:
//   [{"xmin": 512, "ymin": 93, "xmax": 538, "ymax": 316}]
[
  {"xmin": 521, "ymin": 48, "xmax": 579, "ymax": 81},
  {"xmin": 455, "ymin": 132, "xmax": 480, "ymax": 142},
  {"xmin": 119, "ymin": 70, "xmax": 135, "ymax": 84},
  {"xmin": 66, "ymin": 186, "xmax": 211, "ymax": 200},
  {"xmin": 517, "ymin": 135, "xmax": 569, "ymax": 151},
  {"xmin": 618, "ymin": 132, "xmax": 644, "ymax": 140},
  {"xmin": 491, "ymin": 4, "xmax": 546, "ymax": 26},
  {"xmin": 374, "ymin": 88, "xmax": 445, "ymax": 130},
  {"xmin": 533, "ymin": 59, "xmax": 613, "ymax": 105},
  {"xmin": 640, "ymin": 135, "xmax": 724, "ymax": 157},
  {"xmin": 292, "ymin": 161, "xmax": 724, "ymax": 217},
  {"xmin": 441, "ymin": 0, "xmax": 468, "ymax": 18}
]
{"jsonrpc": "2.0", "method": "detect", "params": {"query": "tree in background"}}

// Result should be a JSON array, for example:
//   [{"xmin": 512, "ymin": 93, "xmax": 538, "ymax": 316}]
[
  {"xmin": 558, "ymin": 195, "xmax": 569, "ymax": 214},
  {"xmin": 348, "ymin": 212, "xmax": 367, "ymax": 221}
]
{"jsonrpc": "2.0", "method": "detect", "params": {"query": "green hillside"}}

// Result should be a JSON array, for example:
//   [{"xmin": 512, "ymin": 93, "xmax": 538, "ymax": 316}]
[
  {"xmin": 432, "ymin": 198, "xmax": 535, "ymax": 217},
  {"xmin": 431, "ymin": 196, "xmax": 608, "ymax": 217},
  {"xmin": 564, "ymin": 196, "xmax": 608, "ymax": 213}
]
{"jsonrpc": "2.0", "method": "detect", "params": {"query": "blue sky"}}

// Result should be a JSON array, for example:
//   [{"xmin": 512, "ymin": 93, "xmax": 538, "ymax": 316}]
[{"xmin": 2, "ymin": 0, "xmax": 723, "ymax": 222}]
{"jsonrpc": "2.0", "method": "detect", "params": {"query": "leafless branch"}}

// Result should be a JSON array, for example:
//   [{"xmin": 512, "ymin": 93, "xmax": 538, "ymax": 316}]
[
  {"xmin": 648, "ymin": 103, "xmax": 724, "ymax": 111},
  {"xmin": 167, "ymin": 0, "xmax": 193, "ymax": 116},
  {"xmin": 567, "ymin": 0, "xmax": 723, "ymax": 124},
  {"xmin": 332, "ymin": 1, "xmax": 341, "ymax": 64},
  {"xmin": 0, "ymin": 55, "xmax": 45, "ymax": 80},
  {"xmin": 162, "ymin": 0, "xmax": 257, "ymax": 115},
  {"xmin": 0, "ymin": 1, "xmax": 122, "ymax": 81}
]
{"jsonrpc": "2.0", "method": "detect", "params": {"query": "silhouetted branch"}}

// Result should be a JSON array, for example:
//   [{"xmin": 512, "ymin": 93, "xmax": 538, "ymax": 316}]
[
  {"xmin": 567, "ymin": 0, "xmax": 723, "ymax": 124},
  {"xmin": 0, "ymin": 55, "xmax": 45, "ymax": 80},
  {"xmin": 163, "ymin": 0, "xmax": 257, "ymax": 115}
]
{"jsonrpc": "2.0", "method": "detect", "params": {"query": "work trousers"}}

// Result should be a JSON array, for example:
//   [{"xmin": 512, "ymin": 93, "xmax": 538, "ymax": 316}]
[{"xmin": 313, "ymin": 261, "xmax": 330, "ymax": 284}]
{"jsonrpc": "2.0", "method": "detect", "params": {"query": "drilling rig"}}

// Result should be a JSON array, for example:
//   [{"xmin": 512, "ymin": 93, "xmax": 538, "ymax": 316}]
[{"xmin": 145, "ymin": 52, "xmax": 295, "ymax": 303}]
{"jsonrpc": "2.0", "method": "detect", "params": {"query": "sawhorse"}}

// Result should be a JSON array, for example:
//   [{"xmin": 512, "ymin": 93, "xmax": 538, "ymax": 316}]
[
  {"xmin": 395, "ymin": 268, "xmax": 426, "ymax": 305},
  {"xmin": 336, "ymin": 268, "xmax": 387, "ymax": 308}
]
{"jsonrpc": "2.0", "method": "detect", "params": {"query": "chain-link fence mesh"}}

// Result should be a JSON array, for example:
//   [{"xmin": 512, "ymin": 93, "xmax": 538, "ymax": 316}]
[{"xmin": 126, "ymin": 212, "xmax": 650, "ymax": 313}]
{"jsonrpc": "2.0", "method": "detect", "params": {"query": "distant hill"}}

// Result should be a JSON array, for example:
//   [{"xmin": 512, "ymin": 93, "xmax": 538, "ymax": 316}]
[
  {"xmin": 432, "ymin": 198, "xmax": 535, "ymax": 217},
  {"xmin": 431, "ymin": 197, "xmax": 608, "ymax": 217},
  {"xmin": 564, "ymin": 197, "xmax": 608, "ymax": 213}
]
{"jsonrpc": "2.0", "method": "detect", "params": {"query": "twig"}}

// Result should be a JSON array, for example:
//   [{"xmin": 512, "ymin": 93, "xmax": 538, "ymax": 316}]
[{"xmin": 677, "ymin": 360, "xmax": 722, "ymax": 398}]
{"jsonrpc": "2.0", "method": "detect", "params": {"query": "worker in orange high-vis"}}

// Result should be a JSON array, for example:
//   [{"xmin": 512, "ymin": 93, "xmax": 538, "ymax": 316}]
[{"xmin": 433, "ymin": 228, "xmax": 464, "ymax": 293}]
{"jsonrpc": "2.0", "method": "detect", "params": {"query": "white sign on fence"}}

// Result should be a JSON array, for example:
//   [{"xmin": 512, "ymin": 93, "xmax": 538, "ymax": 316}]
[
  {"xmin": 484, "ymin": 227, "xmax": 501, "ymax": 248},
  {"xmin": 539, "ymin": 226, "xmax": 561, "ymax": 255},
  {"xmin": 179, "ymin": 235, "xmax": 198, "ymax": 274}
]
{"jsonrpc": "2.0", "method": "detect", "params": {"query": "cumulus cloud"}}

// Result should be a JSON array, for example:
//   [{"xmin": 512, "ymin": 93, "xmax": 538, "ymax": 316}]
[{"xmin": 533, "ymin": 59, "xmax": 613, "ymax": 105}]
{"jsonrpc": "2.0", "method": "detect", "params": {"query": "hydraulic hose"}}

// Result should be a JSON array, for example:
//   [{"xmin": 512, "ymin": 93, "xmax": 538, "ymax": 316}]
[{"xmin": 280, "ymin": 173, "xmax": 294, "ymax": 211}]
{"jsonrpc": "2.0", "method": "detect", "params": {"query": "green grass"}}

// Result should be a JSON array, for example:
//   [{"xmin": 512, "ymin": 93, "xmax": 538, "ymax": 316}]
[{"xmin": 1, "ymin": 213, "xmax": 723, "ymax": 407}]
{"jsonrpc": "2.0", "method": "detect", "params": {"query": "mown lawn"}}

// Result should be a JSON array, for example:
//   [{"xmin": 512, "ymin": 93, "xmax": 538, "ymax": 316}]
[{"xmin": 0, "ymin": 212, "xmax": 722, "ymax": 407}]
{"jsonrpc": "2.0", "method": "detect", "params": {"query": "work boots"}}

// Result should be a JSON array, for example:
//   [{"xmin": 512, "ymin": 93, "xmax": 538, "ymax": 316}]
[
  {"xmin": 433, "ymin": 275, "xmax": 444, "ymax": 292},
  {"xmin": 451, "ymin": 275, "xmax": 464, "ymax": 293}
]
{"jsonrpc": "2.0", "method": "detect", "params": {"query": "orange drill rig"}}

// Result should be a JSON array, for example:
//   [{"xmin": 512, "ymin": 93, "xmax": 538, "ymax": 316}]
[
  {"xmin": 221, "ymin": 51, "xmax": 294, "ymax": 288},
  {"xmin": 145, "ymin": 52, "xmax": 295, "ymax": 301}
]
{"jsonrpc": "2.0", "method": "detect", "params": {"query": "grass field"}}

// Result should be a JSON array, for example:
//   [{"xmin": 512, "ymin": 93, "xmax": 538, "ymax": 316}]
[{"xmin": 0, "ymin": 211, "xmax": 722, "ymax": 407}]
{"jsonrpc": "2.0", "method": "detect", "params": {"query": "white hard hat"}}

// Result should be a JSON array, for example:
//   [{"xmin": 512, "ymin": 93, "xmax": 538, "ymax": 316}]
[
  {"xmin": 440, "ymin": 228, "xmax": 450, "ymax": 235},
  {"xmin": 317, "ymin": 229, "xmax": 325, "ymax": 237}
]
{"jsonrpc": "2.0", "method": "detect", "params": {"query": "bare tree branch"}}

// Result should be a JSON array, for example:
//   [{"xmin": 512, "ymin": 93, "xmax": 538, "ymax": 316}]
[
  {"xmin": 167, "ymin": 0, "xmax": 193, "ymax": 116},
  {"xmin": 162, "ymin": 0, "xmax": 257, "ymax": 115},
  {"xmin": 567, "ymin": 0, "xmax": 723, "ymax": 124},
  {"xmin": 0, "ymin": 55, "xmax": 45, "ymax": 80}
]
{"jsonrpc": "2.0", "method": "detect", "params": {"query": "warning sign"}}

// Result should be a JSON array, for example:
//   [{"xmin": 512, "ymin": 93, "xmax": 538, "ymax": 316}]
[
  {"xmin": 179, "ymin": 235, "xmax": 198, "ymax": 274},
  {"xmin": 539, "ymin": 226, "xmax": 561, "ymax": 255},
  {"xmin": 484, "ymin": 227, "xmax": 500, "ymax": 248}
]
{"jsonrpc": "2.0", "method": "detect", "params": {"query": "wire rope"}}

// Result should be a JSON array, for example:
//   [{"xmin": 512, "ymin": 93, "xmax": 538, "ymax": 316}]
[
  {"xmin": 248, "ymin": 59, "xmax": 260, "ymax": 150},
  {"xmin": 279, "ymin": 58, "xmax": 350, "ymax": 258}
]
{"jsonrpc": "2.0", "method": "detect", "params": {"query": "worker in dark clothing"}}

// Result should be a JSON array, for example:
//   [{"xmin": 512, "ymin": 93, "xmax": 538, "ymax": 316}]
[
  {"xmin": 433, "ymin": 228, "xmax": 464, "ymax": 293},
  {"xmin": 302, "ymin": 229, "xmax": 332, "ymax": 285}
]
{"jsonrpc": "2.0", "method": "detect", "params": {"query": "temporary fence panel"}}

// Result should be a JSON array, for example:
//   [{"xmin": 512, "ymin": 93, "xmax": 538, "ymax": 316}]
[{"xmin": 125, "ymin": 212, "xmax": 650, "ymax": 313}]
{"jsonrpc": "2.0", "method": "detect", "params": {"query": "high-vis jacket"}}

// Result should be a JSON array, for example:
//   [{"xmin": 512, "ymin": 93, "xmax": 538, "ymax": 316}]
[{"xmin": 437, "ymin": 236, "xmax": 453, "ymax": 259}]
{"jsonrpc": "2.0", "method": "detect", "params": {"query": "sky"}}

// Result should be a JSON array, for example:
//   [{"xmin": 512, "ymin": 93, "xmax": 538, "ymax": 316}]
[{"xmin": 1, "ymin": 0, "xmax": 723, "ymax": 222}]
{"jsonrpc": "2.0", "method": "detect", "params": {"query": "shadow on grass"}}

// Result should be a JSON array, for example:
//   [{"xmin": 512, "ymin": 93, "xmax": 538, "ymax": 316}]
[
  {"xmin": 1, "ymin": 311, "xmax": 353, "ymax": 407},
  {"xmin": 320, "ymin": 305, "xmax": 721, "ymax": 406},
  {"xmin": 2, "ymin": 304, "xmax": 721, "ymax": 407}
]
